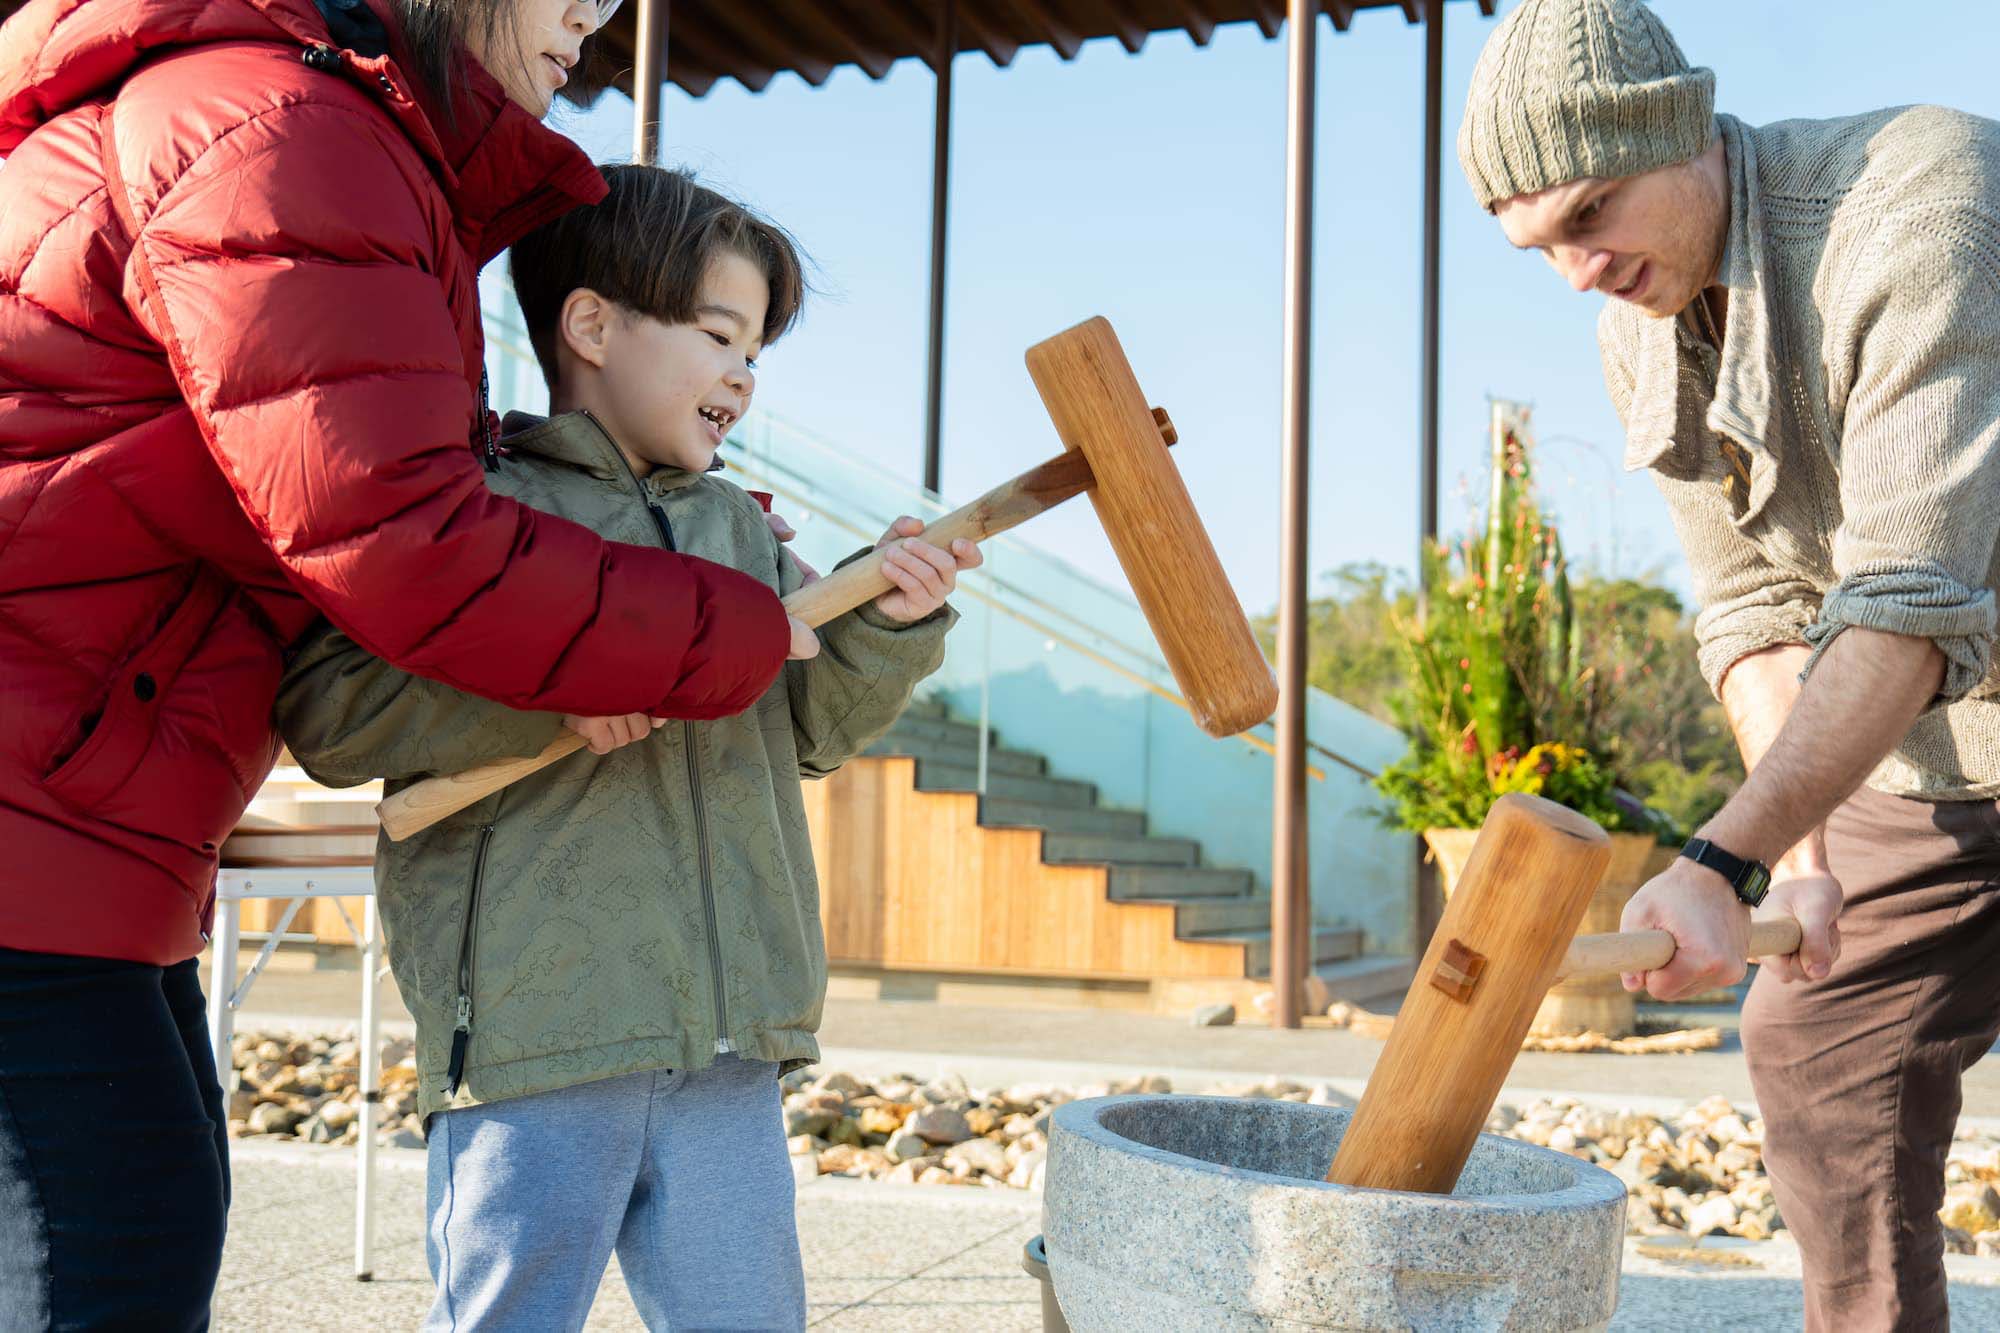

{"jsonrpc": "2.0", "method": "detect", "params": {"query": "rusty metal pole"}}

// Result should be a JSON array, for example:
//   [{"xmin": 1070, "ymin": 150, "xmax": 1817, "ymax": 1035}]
[
  {"xmin": 1419, "ymin": 0, "xmax": 1443, "ymax": 576},
  {"xmin": 921, "ymin": 0, "xmax": 957, "ymax": 495},
  {"xmin": 632, "ymin": 0, "xmax": 669, "ymax": 164},
  {"xmin": 1414, "ymin": 0, "xmax": 1447, "ymax": 951},
  {"xmin": 1272, "ymin": 0, "xmax": 1318, "ymax": 1030}
]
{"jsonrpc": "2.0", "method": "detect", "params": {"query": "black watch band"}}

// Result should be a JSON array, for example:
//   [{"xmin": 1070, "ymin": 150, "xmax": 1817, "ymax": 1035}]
[{"xmin": 1680, "ymin": 837, "xmax": 1772, "ymax": 908}]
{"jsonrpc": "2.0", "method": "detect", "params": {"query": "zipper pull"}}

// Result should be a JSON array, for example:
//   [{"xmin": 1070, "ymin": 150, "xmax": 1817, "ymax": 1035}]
[
  {"xmin": 444, "ymin": 993, "xmax": 472, "ymax": 1094},
  {"xmin": 477, "ymin": 369, "xmax": 499, "ymax": 472}
]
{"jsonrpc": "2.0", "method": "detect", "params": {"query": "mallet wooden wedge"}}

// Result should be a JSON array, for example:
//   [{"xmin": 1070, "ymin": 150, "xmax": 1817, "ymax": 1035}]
[{"xmin": 377, "ymin": 317, "xmax": 1277, "ymax": 841}]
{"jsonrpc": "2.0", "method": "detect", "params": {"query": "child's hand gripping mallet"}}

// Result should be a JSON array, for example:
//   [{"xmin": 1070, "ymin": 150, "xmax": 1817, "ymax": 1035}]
[
  {"xmin": 1325, "ymin": 790, "xmax": 1806, "ymax": 1193},
  {"xmin": 376, "ymin": 316, "xmax": 1278, "ymax": 841}
]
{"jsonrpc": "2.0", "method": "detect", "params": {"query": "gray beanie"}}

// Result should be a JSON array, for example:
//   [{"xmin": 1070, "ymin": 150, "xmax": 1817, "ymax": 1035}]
[{"xmin": 1457, "ymin": 0, "xmax": 1715, "ymax": 210}]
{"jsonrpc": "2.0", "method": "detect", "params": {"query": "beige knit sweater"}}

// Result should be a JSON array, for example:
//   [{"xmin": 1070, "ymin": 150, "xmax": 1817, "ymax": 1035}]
[{"xmin": 1600, "ymin": 109, "xmax": 2000, "ymax": 800}]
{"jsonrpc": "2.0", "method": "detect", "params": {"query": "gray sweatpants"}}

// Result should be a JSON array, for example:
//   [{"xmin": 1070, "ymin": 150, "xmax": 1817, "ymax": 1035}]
[{"xmin": 422, "ymin": 1055, "xmax": 806, "ymax": 1331}]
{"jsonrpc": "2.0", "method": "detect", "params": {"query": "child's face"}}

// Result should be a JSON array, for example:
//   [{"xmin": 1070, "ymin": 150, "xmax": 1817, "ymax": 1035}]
[{"xmin": 596, "ymin": 252, "xmax": 770, "ymax": 476}]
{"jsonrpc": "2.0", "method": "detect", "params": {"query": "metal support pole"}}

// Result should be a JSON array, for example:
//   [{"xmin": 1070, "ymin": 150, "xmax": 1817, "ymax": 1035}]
[
  {"xmin": 1272, "ymin": 0, "xmax": 1317, "ymax": 1031},
  {"xmin": 1415, "ymin": 0, "xmax": 1447, "ymax": 951},
  {"xmin": 632, "ymin": 0, "xmax": 670, "ymax": 164},
  {"xmin": 921, "ymin": 0, "xmax": 956, "ymax": 496},
  {"xmin": 354, "ymin": 894, "xmax": 382, "ymax": 1281},
  {"xmin": 1419, "ymin": 0, "xmax": 1443, "ymax": 575}
]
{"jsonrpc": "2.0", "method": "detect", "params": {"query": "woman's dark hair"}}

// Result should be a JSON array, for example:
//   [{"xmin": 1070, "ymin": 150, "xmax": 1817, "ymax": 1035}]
[{"xmin": 510, "ymin": 166, "xmax": 809, "ymax": 388}]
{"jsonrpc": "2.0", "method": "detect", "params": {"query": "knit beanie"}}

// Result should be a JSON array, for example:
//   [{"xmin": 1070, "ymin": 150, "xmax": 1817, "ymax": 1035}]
[{"xmin": 1457, "ymin": 0, "xmax": 1715, "ymax": 210}]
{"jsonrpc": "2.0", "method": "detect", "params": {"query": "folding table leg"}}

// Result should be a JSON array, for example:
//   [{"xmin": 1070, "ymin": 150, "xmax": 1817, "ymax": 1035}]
[{"xmin": 206, "ymin": 892, "xmax": 241, "ymax": 1095}]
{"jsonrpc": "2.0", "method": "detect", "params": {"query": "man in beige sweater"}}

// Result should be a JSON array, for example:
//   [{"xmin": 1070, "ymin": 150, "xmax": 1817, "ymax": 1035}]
[{"xmin": 1459, "ymin": 0, "xmax": 2000, "ymax": 1325}]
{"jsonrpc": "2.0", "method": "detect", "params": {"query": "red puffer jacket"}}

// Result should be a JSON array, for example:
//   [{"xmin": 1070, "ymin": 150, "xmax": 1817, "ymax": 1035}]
[{"xmin": 0, "ymin": 0, "xmax": 792, "ymax": 965}]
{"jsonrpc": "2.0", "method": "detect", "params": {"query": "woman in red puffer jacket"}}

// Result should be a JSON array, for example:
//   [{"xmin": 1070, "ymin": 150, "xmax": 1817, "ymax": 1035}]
[{"xmin": 0, "ymin": 0, "xmax": 811, "ymax": 1324}]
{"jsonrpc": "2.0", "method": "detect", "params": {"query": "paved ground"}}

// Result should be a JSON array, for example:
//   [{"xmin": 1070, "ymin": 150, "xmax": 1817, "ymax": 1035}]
[
  {"xmin": 219, "ymin": 1140, "xmax": 2000, "ymax": 1331},
  {"xmin": 218, "ymin": 949, "xmax": 2000, "ymax": 1121},
  {"xmin": 209, "ymin": 948, "xmax": 2000, "ymax": 1328},
  {"xmin": 218, "ymin": 1142, "xmax": 1047, "ymax": 1331}
]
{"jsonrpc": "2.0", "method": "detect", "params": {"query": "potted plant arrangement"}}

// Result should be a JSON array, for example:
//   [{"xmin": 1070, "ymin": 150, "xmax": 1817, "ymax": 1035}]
[{"xmin": 1375, "ymin": 405, "xmax": 1674, "ymax": 1038}]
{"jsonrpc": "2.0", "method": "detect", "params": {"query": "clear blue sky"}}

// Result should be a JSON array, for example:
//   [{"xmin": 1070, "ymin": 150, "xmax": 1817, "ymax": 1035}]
[{"xmin": 542, "ymin": 0, "xmax": 2000, "ymax": 616}]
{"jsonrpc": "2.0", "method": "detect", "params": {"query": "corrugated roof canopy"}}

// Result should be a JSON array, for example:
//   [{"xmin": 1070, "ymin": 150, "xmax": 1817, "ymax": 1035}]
[{"xmin": 582, "ymin": 0, "xmax": 1498, "ymax": 100}]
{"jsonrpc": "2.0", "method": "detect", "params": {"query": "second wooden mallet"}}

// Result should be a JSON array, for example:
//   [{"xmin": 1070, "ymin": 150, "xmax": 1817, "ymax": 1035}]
[{"xmin": 376, "ymin": 316, "xmax": 1277, "ymax": 840}]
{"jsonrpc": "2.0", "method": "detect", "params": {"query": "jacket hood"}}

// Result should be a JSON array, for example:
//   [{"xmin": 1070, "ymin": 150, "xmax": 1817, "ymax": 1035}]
[{"xmin": 0, "ymin": 0, "xmax": 605, "ymax": 261}]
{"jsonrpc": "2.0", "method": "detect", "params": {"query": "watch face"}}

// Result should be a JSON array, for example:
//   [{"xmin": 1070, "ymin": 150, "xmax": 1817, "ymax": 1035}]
[{"xmin": 1742, "ymin": 864, "xmax": 1771, "ymax": 906}]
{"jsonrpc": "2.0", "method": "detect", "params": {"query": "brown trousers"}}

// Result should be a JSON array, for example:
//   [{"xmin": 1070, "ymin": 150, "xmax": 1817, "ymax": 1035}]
[{"xmin": 1743, "ymin": 784, "xmax": 2000, "ymax": 1330}]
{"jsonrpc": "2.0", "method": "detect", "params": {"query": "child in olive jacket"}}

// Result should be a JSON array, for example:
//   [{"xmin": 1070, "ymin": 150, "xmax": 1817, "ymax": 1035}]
[{"xmin": 276, "ymin": 166, "xmax": 974, "ymax": 1331}]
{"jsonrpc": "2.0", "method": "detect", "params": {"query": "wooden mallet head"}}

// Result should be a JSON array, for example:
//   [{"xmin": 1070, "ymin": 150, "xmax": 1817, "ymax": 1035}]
[{"xmin": 1026, "ymin": 317, "xmax": 1276, "ymax": 737}]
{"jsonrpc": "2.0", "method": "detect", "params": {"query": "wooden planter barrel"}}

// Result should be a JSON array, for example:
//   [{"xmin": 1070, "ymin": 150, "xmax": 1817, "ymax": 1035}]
[{"xmin": 1423, "ymin": 827, "xmax": 1670, "ymax": 1038}]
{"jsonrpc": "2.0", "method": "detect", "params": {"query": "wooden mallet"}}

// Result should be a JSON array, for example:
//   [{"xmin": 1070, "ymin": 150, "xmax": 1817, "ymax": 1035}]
[
  {"xmin": 376, "ymin": 316, "xmax": 1277, "ymax": 841},
  {"xmin": 1325, "ymin": 792, "xmax": 1804, "ymax": 1193}
]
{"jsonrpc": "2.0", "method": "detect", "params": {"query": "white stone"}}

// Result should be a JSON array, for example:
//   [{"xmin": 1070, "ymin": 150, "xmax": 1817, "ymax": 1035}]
[
  {"xmin": 813, "ymin": 1071, "xmax": 868, "ymax": 1099},
  {"xmin": 1008, "ymin": 1148, "xmax": 1048, "ymax": 1189},
  {"xmin": 1686, "ymin": 1195, "xmax": 1740, "ymax": 1238},
  {"xmin": 945, "ymin": 1137, "xmax": 1010, "ymax": 1178}
]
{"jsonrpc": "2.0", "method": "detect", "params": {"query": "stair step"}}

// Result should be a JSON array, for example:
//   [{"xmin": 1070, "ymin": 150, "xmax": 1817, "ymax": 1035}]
[
  {"xmin": 913, "ymin": 763, "xmax": 1096, "ymax": 808},
  {"xmin": 884, "ymin": 714, "xmax": 989, "ymax": 749},
  {"xmin": 1315, "ymin": 955, "xmax": 1417, "ymax": 1004},
  {"xmin": 1239, "ymin": 928, "xmax": 1367, "ymax": 979},
  {"xmin": 864, "ymin": 737, "xmax": 1045, "ymax": 778},
  {"xmin": 979, "ymin": 798, "xmax": 1146, "ymax": 838},
  {"xmin": 1157, "ymin": 896, "xmax": 1270, "ymax": 937},
  {"xmin": 1107, "ymin": 865, "xmax": 1255, "ymax": 900},
  {"xmin": 1041, "ymin": 833, "xmax": 1200, "ymax": 867}
]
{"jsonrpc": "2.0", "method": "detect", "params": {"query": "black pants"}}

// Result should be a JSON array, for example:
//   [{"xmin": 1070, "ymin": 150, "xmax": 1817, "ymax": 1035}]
[{"xmin": 0, "ymin": 948, "xmax": 229, "ymax": 1331}]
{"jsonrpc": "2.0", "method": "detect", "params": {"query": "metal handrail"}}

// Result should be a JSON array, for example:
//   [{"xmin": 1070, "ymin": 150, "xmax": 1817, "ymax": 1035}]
[{"xmin": 728, "ymin": 456, "xmax": 1377, "ymax": 783}]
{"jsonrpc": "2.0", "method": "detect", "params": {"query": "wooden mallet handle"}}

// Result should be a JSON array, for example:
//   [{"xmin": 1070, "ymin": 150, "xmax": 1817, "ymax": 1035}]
[
  {"xmin": 1555, "ymin": 917, "xmax": 1804, "ymax": 983},
  {"xmin": 376, "ymin": 429, "xmax": 1170, "ymax": 842},
  {"xmin": 1327, "ymin": 793, "xmax": 1611, "ymax": 1193}
]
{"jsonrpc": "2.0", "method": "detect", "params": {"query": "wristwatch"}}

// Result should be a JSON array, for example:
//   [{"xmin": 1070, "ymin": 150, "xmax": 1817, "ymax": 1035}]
[{"xmin": 1679, "ymin": 837, "xmax": 1771, "ymax": 908}]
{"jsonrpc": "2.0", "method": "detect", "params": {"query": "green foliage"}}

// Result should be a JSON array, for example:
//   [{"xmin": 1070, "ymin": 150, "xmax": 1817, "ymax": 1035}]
[
  {"xmin": 1361, "ymin": 413, "xmax": 1741, "ymax": 837},
  {"xmin": 1250, "ymin": 479, "xmax": 1744, "ymax": 836}
]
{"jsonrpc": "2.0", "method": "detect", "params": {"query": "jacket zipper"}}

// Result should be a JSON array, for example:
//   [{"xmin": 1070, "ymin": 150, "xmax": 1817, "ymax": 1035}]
[
  {"xmin": 684, "ymin": 728, "xmax": 732, "ymax": 1052},
  {"xmin": 585, "ymin": 410, "xmax": 732, "ymax": 1052},
  {"xmin": 445, "ymin": 822, "xmax": 496, "ymax": 1095}
]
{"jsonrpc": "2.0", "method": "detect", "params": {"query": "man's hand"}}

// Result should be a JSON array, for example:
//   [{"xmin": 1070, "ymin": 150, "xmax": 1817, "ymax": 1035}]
[
  {"xmin": 1755, "ymin": 871, "xmax": 1843, "ymax": 984},
  {"xmin": 563, "ymin": 712, "xmax": 666, "ymax": 756},
  {"xmin": 786, "ymin": 616, "xmax": 819, "ymax": 660},
  {"xmin": 1618, "ymin": 857, "xmax": 1751, "ymax": 1000},
  {"xmin": 870, "ymin": 515, "xmax": 982, "ymax": 623}
]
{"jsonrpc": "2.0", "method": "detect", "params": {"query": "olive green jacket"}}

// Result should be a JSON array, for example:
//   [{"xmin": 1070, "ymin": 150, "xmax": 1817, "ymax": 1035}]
[{"xmin": 276, "ymin": 411, "xmax": 952, "ymax": 1119}]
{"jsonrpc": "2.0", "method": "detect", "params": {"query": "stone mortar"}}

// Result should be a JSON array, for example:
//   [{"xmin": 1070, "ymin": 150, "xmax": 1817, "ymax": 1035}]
[{"xmin": 1044, "ymin": 1095, "xmax": 1624, "ymax": 1331}]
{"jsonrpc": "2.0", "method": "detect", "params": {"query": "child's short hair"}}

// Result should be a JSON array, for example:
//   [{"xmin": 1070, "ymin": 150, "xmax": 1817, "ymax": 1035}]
[{"xmin": 510, "ymin": 165, "xmax": 807, "ymax": 389}]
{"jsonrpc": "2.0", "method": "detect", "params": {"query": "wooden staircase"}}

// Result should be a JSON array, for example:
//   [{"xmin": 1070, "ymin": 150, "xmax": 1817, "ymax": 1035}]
[{"xmin": 807, "ymin": 699, "xmax": 1413, "ymax": 1013}]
